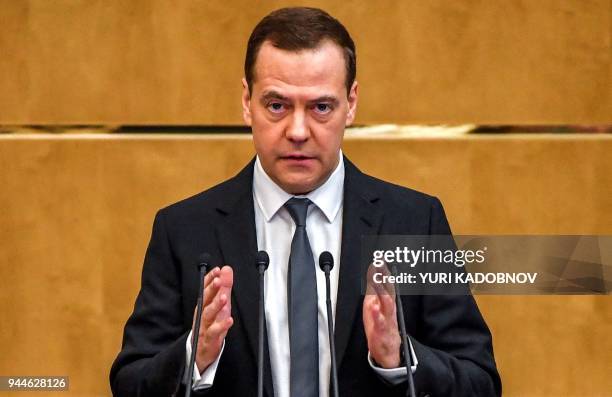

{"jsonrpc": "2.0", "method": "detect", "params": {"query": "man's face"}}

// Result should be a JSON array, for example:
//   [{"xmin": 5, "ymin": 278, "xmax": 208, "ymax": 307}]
[{"xmin": 242, "ymin": 40, "xmax": 358, "ymax": 194}]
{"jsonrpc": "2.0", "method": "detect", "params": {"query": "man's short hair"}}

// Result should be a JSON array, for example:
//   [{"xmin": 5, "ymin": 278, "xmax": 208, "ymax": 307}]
[{"xmin": 245, "ymin": 7, "xmax": 356, "ymax": 94}]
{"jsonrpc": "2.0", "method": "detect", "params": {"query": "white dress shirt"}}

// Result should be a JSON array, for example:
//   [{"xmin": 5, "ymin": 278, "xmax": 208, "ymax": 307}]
[{"xmin": 186, "ymin": 151, "xmax": 416, "ymax": 395}]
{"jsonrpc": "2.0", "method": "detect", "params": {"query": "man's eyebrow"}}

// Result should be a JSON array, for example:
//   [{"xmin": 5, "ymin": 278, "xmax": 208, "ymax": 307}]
[
  {"xmin": 260, "ymin": 90, "xmax": 289, "ymax": 102},
  {"xmin": 306, "ymin": 95, "xmax": 340, "ymax": 105}
]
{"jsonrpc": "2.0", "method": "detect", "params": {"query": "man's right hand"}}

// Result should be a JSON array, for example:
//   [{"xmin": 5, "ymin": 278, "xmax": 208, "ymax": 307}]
[{"xmin": 193, "ymin": 265, "xmax": 234, "ymax": 372}]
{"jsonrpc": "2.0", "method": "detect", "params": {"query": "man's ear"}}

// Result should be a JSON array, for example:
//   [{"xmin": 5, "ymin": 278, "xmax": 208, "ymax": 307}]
[
  {"xmin": 241, "ymin": 77, "xmax": 252, "ymax": 126},
  {"xmin": 346, "ymin": 81, "xmax": 359, "ymax": 126}
]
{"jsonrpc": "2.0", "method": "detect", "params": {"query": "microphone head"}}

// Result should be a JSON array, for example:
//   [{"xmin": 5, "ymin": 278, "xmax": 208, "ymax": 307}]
[
  {"xmin": 318, "ymin": 251, "xmax": 334, "ymax": 271},
  {"xmin": 255, "ymin": 250, "xmax": 270, "ymax": 271},
  {"xmin": 198, "ymin": 253, "xmax": 212, "ymax": 270}
]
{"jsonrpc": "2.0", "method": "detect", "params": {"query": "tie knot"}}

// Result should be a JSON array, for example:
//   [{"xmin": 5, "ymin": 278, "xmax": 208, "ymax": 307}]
[{"xmin": 284, "ymin": 197, "xmax": 312, "ymax": 227}]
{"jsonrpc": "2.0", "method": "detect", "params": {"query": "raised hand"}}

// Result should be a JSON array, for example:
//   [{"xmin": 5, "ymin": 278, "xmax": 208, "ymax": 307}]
[{"xmin": 193, "ymin": 266, "xmax": 234, "ymax": 372}]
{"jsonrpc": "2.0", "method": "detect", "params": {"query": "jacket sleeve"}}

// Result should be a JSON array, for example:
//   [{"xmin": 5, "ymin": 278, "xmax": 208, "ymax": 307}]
[
  {"xmin": 110, "ymin": 210, "xmax": 193, "ymax": 397},
  {"xmin": 408, "ymin": 197, "xmax": 502, "ymax": 396}
]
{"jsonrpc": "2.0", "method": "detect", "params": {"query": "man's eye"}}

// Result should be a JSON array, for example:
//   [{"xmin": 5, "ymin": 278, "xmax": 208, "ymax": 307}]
[
  {"xmin": 313, "ymin": 103, "xmax": 332, "ymax": 114},
  {"xmin": 267, "ymin": 102, "xmax": 285, "ymax": 113}
]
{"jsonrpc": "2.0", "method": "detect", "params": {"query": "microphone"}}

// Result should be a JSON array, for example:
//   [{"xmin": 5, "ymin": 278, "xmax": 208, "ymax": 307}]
[
  {"xmin": 185, "ymin": 253, "xmax": 213, "ymax": 397},
  {"xmin": 388, "ymin": 263, "xmax": 416, "ymax": 397},
  {"xmin": 255, "ymin": 250, "xmax": 270, "ymax": 397},
  {"xmin": 318, "ymin": 251, "xmax": 339, "ymax": 397}
]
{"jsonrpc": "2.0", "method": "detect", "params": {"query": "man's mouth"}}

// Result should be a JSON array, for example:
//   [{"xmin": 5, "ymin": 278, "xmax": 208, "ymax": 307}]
[{"xmin": 281, "ymin": 154, "xmax": 315, "ymax": 161}]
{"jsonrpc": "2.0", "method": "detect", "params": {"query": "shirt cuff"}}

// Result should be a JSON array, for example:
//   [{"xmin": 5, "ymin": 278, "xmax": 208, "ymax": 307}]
[
  {"xmin": 367, "ymin": 337, "xmax": 418, "ymax": 386},
  {"xmin": 184, "ymin": 329, "xmax": 225, "ymax": 391}
]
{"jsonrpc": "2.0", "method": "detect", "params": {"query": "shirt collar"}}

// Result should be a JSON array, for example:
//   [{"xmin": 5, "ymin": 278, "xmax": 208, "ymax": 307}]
[{"xmin": 253, "ymin": 151, "xmax": 345, "ymax": 223}]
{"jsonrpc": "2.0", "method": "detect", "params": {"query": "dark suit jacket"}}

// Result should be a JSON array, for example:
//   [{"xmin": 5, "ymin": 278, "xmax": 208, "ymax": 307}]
[{"xmin": 110, "ymin": 157, "xmax": 501, "ymax": 397}]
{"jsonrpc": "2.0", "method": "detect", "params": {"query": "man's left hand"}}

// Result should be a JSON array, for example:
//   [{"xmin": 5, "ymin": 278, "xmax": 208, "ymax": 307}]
[{"xmin": 362, "ymin": 265, "xmax": 402, "ymax": 368}]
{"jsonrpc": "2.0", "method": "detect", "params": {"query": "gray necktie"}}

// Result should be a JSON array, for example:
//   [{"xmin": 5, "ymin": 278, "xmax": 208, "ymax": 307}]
[{"xmin": 285, "ymin": 197, "xmax": 319, "ymax": 397}]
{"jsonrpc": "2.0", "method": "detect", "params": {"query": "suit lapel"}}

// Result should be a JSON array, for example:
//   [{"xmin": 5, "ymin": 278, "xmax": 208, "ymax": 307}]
[
  {"xmin": 335, "ymin": 158, "xmax": 384, "ymax": 368},
  {"xmin": 215, "ymin": 160, "xmax": 274, "ymax": 396}
]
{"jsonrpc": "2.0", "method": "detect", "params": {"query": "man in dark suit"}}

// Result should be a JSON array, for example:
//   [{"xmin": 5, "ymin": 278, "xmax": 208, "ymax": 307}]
[{"xmin": 110, "ymin": 7, "xmax": 501, "ymax": 397}]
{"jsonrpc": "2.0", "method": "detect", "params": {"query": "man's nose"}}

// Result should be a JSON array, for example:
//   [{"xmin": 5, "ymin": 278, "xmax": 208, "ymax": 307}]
[{"xmin": 285, "ymin": 110, "xmax": 310, "ymax": 142}]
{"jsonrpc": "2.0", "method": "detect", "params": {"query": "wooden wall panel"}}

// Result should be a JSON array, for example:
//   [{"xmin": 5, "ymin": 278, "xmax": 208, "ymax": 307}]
[
  {"xmin": 0, "ymin": 134, "xmax": 611, "ymax": 396},
  {"xmin": 0, "ymin": 0, "xmax": 610, "ymax": 125}
]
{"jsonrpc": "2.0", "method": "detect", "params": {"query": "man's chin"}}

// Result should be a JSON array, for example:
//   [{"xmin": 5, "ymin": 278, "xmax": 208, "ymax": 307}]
[{"xmin": 277, "ymin": 174, "xmax": 319, "ymax": 195}]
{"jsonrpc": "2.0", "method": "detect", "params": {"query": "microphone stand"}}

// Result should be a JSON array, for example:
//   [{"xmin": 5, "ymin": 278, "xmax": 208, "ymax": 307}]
[
  {"xmin": 255, "ymin": 251, "xmax": 270, "ymax": 397},
  {"xmin": 319, "ymin": 252, "xmax": 339, "ymax": 397},
  {"xmin": 185, "ymin": 253, "xmax": 212, "ymax": 397},
  {"xmin": 389, "ymin": 263, "xmax": 416, "ymax": 397}
]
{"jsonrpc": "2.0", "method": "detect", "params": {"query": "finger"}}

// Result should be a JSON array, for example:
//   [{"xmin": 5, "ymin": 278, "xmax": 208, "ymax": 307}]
[
  {"xmin": 193, "ymin": 271, "xmax": 221, "ymax": 327},
  {"xmin": 204, "ymin": 267, "xmax": 220, "ymax": 289},
  {"xmin": 203, "ymin": 274, "xmax": 224, "ymax": 307},
  {"xmin": 206, "ymin": 316, "xmax": 234, "ymax": 342},
  {"xmin": 378, "ymin": 263, "xmax": 397, "ymax": 297},
  {"xmin": 203, "ymin": 268, "xmax": 222, "ymax": 306},
  {"xmin": 202, "ymin": 291, "xmax": 229, "ymax": 325},
  {"xmin": 372, "ymin": 266, "xmax": 397, "ymax": 304},
  {"xmin": 205, "ymin": 266, "xmax": 233, "ymax": 297},
  {"xmin": 375, "ymin": 313, "xmax": 387, "ymax": 332},
  {"xmin": 213, "ymin": 267, "xmax": 234, "ymax": 309},
  {"xmin": 218, "ymin": 266, "xmax": 234, "ymax": 290},
  {"xmin": 369, "ymin": 303, "xmax": 388, "ymax": 332},
  {"xmin": 362, "ymin": 295, "xmax": 375, "ymax": 325},
  {"xmin": 377, "ymin": 291, "xmax": 396, "ymax": 317},
  {"xmin": 372, "ymin": 278, "xmax": 390, "ymax": 300}
]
